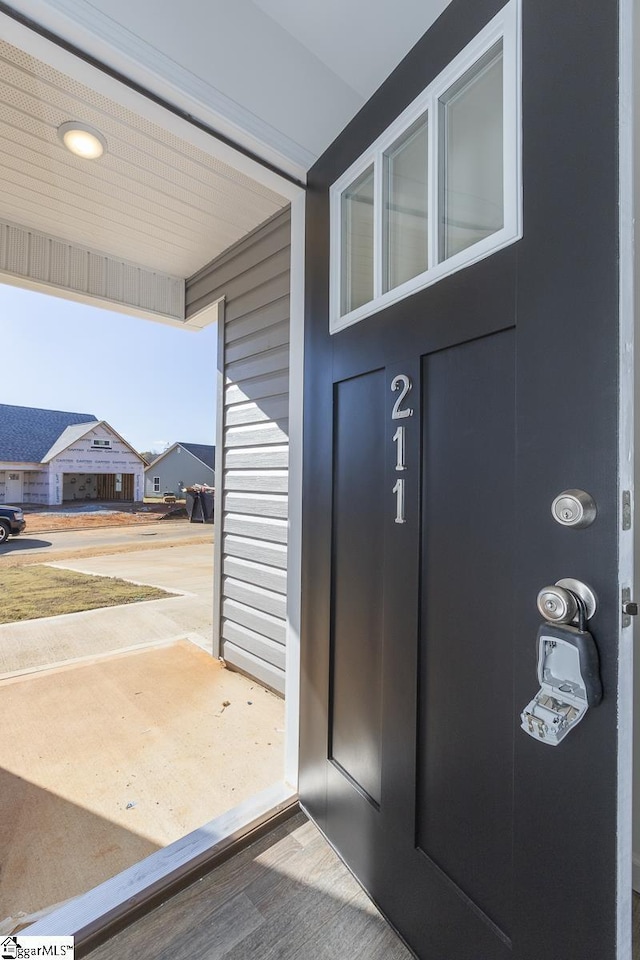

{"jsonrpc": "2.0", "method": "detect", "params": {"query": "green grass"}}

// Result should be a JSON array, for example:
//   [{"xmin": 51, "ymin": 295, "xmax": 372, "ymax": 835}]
[{"xmin": 0, "ymin": 566, "xmax": 170, "ymax": 623}]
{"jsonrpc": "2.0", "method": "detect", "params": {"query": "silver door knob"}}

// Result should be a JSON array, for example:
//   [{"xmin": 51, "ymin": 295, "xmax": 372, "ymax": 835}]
[
  {"xmin": 536, "ymin": 579, "xmax": 597, "ymax": 624},
  {"xmin": 537, "ymin": 586, "xmax": 577, "ymax": 623}
]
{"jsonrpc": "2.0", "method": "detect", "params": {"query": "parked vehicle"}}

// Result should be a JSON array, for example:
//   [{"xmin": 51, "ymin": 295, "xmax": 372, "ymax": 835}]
[{"xmin": 0, "ymin": 505, "xmax": 26, "ymax": 543}]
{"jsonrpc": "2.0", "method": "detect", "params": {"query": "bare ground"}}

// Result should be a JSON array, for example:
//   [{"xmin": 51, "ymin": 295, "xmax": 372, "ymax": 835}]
[{"xmin": 22, "ymin": 502, "xmax": 184, "ymax": 534}]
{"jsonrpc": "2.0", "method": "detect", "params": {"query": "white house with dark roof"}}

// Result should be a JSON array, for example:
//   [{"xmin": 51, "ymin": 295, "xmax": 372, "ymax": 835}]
[
  {"xmin": 0, "ymin": 403, "xmax": 145, "ymax": 505},
  {"xmin": 144, "ymin": 442, "xmax": 215, "ymax": 499}
]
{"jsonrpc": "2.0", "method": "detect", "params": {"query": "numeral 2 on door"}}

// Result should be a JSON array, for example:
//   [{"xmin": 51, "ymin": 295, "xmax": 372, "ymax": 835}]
[{"xmin": 391, "ymin": 374, "xmax": 413, "ymax": 419}]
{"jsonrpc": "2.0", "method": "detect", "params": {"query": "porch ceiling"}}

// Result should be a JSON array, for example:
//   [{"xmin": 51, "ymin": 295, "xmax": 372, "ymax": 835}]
[
  {"xmin": 0, "ymin": 0, "xmax": 452, "ymax": 321},
  {"xmin": 0, "ymin": 35, "xmax": 288, "ymax": 279},
  {"xmin": 3, "ymin": 0, "xmax": 453, "ymax": 169}
]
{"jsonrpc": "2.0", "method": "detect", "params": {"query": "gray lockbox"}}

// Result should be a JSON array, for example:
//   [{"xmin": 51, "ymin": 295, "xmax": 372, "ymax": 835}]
[{"xmin": 521, "ymin": 621, "xmax": 602, "ymax": 746}]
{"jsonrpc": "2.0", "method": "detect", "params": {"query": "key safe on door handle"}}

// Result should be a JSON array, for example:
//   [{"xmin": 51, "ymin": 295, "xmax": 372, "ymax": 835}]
[{"xmin": 521, "ymin": 581, "xmax": 603, "ymax": 746}]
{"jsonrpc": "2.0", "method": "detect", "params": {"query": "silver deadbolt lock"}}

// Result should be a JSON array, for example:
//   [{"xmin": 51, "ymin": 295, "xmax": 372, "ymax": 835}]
[
  {"xmin": 536, "ymin": 579, "xmax": 597, "ymax": 624},
  {"xmin": 537, "ymin": 585, "xmax": 578, "ymax": 623},
  {"xmin": 551, "ymin": 489, "xmax": 597, "ymax": 528}
]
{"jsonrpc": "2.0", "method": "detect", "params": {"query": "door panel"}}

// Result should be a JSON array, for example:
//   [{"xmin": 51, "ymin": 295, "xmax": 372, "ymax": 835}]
[
  {"xmin": 418, "ymin": 331, "xmax": 515, "ymax": 935},
  {"xmin": 301, "ymin": 0, "xmax": 623, "ymax": 957},
  {"xmin": 330, "ymin": 370, "xmax": 385, "ymax": 805}
]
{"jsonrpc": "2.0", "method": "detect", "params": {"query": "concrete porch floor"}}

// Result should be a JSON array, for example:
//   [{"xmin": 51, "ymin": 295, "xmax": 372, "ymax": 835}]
[{"xmin": 0, "ymin": 640, "xmax": 284, "ymax": 927}]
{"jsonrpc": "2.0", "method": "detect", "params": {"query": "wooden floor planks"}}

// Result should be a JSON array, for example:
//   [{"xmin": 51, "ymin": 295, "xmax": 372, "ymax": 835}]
[
  {"xmin": 87, "ymin": 812, "xmax": 414, "ymax": 960},
  {"xmin": 89, "ymin": 819, "xmax": 640, "ymax": 959}
]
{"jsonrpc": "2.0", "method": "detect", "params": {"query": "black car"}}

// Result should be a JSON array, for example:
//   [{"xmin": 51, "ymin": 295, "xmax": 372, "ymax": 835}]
[{"xmin": 0, "ymin": 505, "xmax": 26, "ymax": 543}]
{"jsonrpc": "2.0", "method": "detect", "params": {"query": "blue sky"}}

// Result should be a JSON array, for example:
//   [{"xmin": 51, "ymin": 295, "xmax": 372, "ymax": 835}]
[{"xmin": 0, "ymin": 282, "xmax": 217, "ymax": 455}]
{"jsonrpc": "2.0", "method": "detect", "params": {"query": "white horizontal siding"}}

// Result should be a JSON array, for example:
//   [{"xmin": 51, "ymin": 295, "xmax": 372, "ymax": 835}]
[
  {"xmin": 224, "ymin": 513, "xmax": 288, "ymax": 544},
  {"xmin": 226, "ymin": 371, "xmax": 290, "ymax": 406},
  {"xmin": 222, "ymin": 625, "xmax": 286, "ymax": 673},
  {"xmin": 224, "ymin": 470, "xmax": 288, "ymax": 494},
  {"xmin": 225, "ymin": 272, "xmax": 290, "ymax": 323},
  {"xmin": 225, "ymin": 297, "xmax": 289, "ymax": 343},
  {"xmin": 225, "ymin": 344, "xmax": 289, "ymax": 383},
  {"xmin": 225, "ymin": 421, "xmax": 289, "ymax": 448},
  {"xmin": 222, "ymin": 598, "xmax": 286, "ymax": 645},
  {"xmin": 225, "ymin": 396, "xmax": 290, "ymax": 427},
  {"xmin": 224, "ymin": 492, "xmax": 288, "ymax": 519},
  {"xmin": 223, "ymin": 556, "xmax": 287, "ymax": 594},
  {"xmin": 222, "ymin": 622, "xmax": 286, "ymax": 671},
  {"xmin": 224, "ymin": 534, "xmax": 288, "ymax": 569},
  {"xmin": 224, "ymin": 445, "xmax": 289, "ymax": 469},
  {"xmin": 209, "ymin": 209, "xmax": 290, "ymax": 695},
  {"xmin": 223, "ymin": 577, "xmax": 287, "ymax": 619},
  {"xmin": 225, "ymin": 320, "xmax": 290, "ymax": 364},
  {"xmin": 221, "ymin": 642, "xmax": 285, "ymax": 695}
]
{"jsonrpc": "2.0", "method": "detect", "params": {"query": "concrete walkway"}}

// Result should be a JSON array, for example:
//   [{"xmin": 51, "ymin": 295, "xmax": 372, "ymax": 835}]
[{"xmin": 0, "ymin": 543, "xmax": 214, "ymax": 677}]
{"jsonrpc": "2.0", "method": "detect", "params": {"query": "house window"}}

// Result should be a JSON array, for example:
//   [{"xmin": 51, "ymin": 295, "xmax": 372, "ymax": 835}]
[
  {"xmin": 330, "ymin": 0, "xmax": 521, "ymax": 333},
  {"xmin": 92, "ymin": 439, "xmax": 111, "ymax": 449},
  {"xmin": 383, "ymin": 114, "xmax": 429, "ymax": 292},
  {"xmin": 153, "ymin": 477, "xmax": 160, "ymax": 493},
  {"xmin": 341, "ymin": 165, "xmax": 374, "ymax": 315},
  {"xmin": 439, "ymin": 42, "xmax": 504, "ymax": 261}
]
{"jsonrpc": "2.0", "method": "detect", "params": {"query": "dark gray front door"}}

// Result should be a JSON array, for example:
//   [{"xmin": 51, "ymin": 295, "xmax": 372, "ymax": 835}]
[{"xmin": 300, "ymin": 1, "xmax": 626, "ymax": 958}]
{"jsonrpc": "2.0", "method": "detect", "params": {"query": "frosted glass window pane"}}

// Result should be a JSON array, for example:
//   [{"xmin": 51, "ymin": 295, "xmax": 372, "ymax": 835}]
[
  {"xmin": 440, "ymin": 43, "xmax": 503, "ymax": 261},
  {"xmin": 383, "ymin": 115, "xmax": 429, "ymax": 292},
  {"xmin": 341, "ymin": 166, "xmax": 374, "ymax": 314}
]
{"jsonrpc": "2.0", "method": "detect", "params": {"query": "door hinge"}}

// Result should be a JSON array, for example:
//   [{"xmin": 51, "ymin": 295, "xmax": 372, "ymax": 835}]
[
  {"xmin": 622, "ymin": 587, "xmax": 638, "ymax": 627},
  {"xmin": 622, "ymin": 490, "xmax": 632, "ymax": 531}
]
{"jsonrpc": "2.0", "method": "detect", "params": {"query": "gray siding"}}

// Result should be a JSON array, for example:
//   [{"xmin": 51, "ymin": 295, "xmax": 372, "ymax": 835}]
[
  {"xmin": 144, "ymin": 446, "xmax": 215, "ymax": 498},
  {"xmin": 189, "ymin": 209, "xmax": 290, "ymax": 696}
]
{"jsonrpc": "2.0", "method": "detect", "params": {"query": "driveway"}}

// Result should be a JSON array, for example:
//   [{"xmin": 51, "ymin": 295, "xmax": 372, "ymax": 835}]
[
  {"xmin": 0, "ymin": 520, "xmax": 212, "ymax": 562},
  {"xmin": 0, "ymin": 542, "xmax": 214, "ymax": 677}
]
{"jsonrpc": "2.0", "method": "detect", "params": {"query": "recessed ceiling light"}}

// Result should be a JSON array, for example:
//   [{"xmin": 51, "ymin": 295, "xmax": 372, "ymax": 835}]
[{"xmin": 57, "ymin": 121, "xmax": 107, "ymax": 159}]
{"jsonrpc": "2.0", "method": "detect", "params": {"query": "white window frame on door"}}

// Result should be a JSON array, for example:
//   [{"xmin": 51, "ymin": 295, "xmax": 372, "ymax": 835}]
[{"xmin": 329, "ymin": 0, "xmax": 522, "ymax": 334}]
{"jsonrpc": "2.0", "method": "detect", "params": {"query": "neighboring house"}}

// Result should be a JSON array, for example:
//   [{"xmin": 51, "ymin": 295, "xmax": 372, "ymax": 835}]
[
  {"xmin": 0, "ymin": 404, "xmax": 145, "ymax": 505},
  {"xmin": 144, "ymin": 442, "xmax": 215, "ymax": 498}
]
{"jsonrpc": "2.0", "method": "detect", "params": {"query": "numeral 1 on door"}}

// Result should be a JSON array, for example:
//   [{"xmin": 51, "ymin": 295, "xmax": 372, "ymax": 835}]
[
  {"xmin": 393, "ymin": 426, "xmax": 406, "ymax": 471},
  {"xmin": 393, "ymin": 478, "xmax": 406, "ymax": 524}
]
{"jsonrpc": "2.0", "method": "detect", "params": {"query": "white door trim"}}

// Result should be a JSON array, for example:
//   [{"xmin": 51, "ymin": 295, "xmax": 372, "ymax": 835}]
[
  {"xmin": 285, "ymin": 191, "xmax": 305, "ymax": 789},
  {"xmin": 24, "ymin": 782, "xmax": 297, "ymax": 946},
  {"xmin": 618, "ymin": 0, "xmax": 634, "ymax": 954}
]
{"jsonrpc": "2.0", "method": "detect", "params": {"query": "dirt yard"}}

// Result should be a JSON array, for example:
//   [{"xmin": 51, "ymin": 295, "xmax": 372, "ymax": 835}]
[{"xmin": 22, "ymin": 502, "xmax": 186, "ymax": 534}]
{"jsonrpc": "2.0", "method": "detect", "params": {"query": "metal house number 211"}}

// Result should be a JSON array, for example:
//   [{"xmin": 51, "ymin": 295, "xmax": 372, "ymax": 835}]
[{"xmin": 391, "ymin": 374, "xmax": 413, "ymax": 523}]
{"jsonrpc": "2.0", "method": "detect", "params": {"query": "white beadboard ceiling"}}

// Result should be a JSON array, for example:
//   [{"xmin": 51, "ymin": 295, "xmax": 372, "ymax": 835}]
[
  {"xmin": 3, "ymin": 0, "xmax": 453, "ymax": 169},
  {"xmin": 0, "ymin": 35, "xmax": 288, "ymax": 279},
  {"xmin": 0, "ymin": 0, "xmax": 453, "ymax": 310}
]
